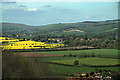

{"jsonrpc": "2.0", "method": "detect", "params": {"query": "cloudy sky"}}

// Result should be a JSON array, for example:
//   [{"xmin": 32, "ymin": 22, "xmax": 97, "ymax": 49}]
[{"xmin": 2, "ymin": 1, "xmax": 118, "ymax": 26}]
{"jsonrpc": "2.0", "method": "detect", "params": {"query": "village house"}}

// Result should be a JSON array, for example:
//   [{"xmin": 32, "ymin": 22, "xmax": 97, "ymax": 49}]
[
  {"xmin": 80, "ymin": 38, "xmax": 84, "ymax": 41},
  {"xmin": 48, "ymin": 38, "xmax": 63, "ymax": 42}
]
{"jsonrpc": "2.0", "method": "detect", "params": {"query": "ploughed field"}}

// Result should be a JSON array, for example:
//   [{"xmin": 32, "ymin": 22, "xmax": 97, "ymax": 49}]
[{"xmin": 14, "ymin": 52, "xmax": 64, "ymax": 57}]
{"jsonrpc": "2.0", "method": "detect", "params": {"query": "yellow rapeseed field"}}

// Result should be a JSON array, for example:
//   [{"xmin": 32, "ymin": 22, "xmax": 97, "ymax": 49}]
[{"xmin": 1, "ymin": 37, "xmax": 65, "ymax": 50}]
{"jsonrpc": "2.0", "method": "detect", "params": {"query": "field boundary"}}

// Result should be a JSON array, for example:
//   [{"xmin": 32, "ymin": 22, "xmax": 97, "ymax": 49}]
[
  {"xmin": 47, "ymin": 62, "xmax": 120, "ymax": 67},
  {"xmin": 2, "ymin": 47, "xmax": 97, "ymax": 52}
]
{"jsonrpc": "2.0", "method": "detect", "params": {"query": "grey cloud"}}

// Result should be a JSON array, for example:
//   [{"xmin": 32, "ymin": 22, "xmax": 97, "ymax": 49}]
[
  {"xmin": 19, "ymin": 5, "xmax": 27, "ymax": 8},
  {"xmin": 42, "ymin": 5, "xmax": 52, "ymax": 8},
  {"xmin": 52, "ymin": 7, "xmax": 75, "ymax": 13}
]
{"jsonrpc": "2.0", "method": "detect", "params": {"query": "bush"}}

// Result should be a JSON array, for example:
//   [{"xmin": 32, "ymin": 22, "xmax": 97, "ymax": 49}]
[
  {"xmin": 73, "ymin": 55, "xmax": 77, "ymax": 57},
  {"xmin": 73, "ymin": 60, "xmax": 79, "ymax": 66},
  {"xmin": 98, "ymin": 55, "xmax": 102, "ymax": 57},
  {"xmin": 91, "ymin": 53, "xmax": 95, "ymax": 57},
  {"xmin": 69, "ymin": 54, "xmax": 73, "ymax": 57}
]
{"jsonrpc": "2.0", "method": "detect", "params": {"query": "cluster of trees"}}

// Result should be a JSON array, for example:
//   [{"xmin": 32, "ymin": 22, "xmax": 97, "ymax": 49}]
[
  {"xmin": 67, "ymin": 38, "xmax": 118, "ymax": 49},
  {"xmin": 30, "ymin": 32, "xmax": 119, "ymax": 49},
  {"xmin": 64, "ymin": 53, "xmax": 101, "ymax": 58},
  {"xmin": 63, "ymin": 32, "xmax": 118, "ymax": 49}
]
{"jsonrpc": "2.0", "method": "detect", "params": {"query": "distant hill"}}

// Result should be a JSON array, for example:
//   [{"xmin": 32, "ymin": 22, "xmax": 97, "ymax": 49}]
[{"xmin": 2, "ymin": 19, "xmax": 119, "ymax": 37}]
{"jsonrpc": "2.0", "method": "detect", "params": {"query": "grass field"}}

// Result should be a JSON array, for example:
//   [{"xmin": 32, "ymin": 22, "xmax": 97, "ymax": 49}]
[
  {"xmin": 49, "ymin": 64, "xmax": 95, "ymax": 75},
  {"xmin": 49, "ymin": 64, "xmax": 119, "ymax": 76},
  {"xmin": 40, "ymin": 49, "xmax": 119, "ymax": 58},
  {"xmin": 52, "ymin": 57, "xmax": 119, "ymax": 66},
  {"xmin": 41, "ymin": 57, "xmax": 78, "ymax": 61}
]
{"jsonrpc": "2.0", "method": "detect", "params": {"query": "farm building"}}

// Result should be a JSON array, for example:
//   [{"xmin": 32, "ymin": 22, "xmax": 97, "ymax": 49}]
[{"xmin": 48, "ymin": 38, "xmax": 63, "ymax": 42}]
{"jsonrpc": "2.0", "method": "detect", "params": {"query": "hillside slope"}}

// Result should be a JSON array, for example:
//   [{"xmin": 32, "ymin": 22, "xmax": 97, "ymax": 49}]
[{"xmin": 2, "ymin": 19, "xmax": 119, "ymax": 36}]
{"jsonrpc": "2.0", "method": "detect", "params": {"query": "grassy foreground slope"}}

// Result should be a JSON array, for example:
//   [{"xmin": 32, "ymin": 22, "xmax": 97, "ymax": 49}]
[{"xmin": 2, "ymin": 53, "xmax": 57, "ymax": 78}]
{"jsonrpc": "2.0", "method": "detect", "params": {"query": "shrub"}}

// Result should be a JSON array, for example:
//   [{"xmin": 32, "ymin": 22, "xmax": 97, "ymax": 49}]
[
  {"xmin": 69, "ymin": 54, "xmax": 73, "ymax": 57},
  {"xmin": 91, "ymin": 53, "xmax": 95, "ymax": 57},
  {"xmin": 98, "ymin": 55, "xmax": 102, "ymax": 57},
  {"xmin": 73, "ymin": 60, "xmax": 79, "ymax": 66}
]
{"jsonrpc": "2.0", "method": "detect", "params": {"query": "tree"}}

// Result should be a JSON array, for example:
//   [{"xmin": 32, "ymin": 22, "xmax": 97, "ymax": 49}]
[
  {"xmin": 90, "ymin": 72, "xmax": 94, "ymax": 76},
  {"xmin": 86, "ymin": 73, "xmax": 89, "ymax": 77},
  {"xmin": 5, "ymin": 37, "xmax": 8, "ymax": 40},
  {"xmin": 54, "ymin": 40, "xmax": 58, "ymax": 43},
  {"xmin": 98, "ymin": 55, "xmax": 101, "ymax": 57},
  {"xmin": 91, "ymin": 53, "xmax": 95, "ymax": 57},
  {"xmin": 80, "ymin": 75, "xmax": 83, "ymax": 78},
  {"xmin": 12, "ymin": 33, "xmax": 16, "ymax": 37},
  {"xmin": 23, "ymin": 38, "xmax": 26, "ymax": 41},
  {"xmin": 69, "ymin": 54, "xmax": 73, "ymax": 57},
  {"xmin": 73, "ymin": 38, "xmax": 80, "ymax": 46},
  {"xmin": 73, "ymin": 60, "xmax": 79, "ymax": 66}
]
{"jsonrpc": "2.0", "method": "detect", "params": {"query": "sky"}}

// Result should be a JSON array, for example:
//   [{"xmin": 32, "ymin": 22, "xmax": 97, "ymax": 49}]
[
  {"xmin": 1, "ymin": 0, "xmax": 119, "ymax": 2},
  {"xmin": 2, "ymin": 1, "xmax": 118, "ymax": 26}
]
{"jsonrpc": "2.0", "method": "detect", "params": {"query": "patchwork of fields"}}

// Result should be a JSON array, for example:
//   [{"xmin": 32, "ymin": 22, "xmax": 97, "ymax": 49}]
[{"xmin": 24, "ymin": 49, "xmax": 119, "ymax": 77}]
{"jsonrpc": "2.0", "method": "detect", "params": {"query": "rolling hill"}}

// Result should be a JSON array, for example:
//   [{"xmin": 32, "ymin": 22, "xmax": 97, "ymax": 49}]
[{"xmin": 2, "ymin": 19, "xmax": 119, "ymax": 37}]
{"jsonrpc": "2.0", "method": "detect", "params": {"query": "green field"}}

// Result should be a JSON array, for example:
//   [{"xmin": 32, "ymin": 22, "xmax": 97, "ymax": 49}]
[
  {"xmin": 26, "ymin": 57, "xmax": 119, "ymax": 66},
  {"xmin": 25, "ymin": 57, "xmax": 78, "ymax": 62},
  {"xmin": 41, "ymin": 57, "xmax": 78, "ymax": 61},
  {"xmin": 49, "ymin": 64, "xmax": 95, "ymax": 75},
  {"xmin": 49, "ymin": 64, "xmax": 119, "ymax": 77},
  {"xmin": 52, "ymin": 57, "xmax": 119, "ymax": 66},
  {"xmin": 40, "ymin": 49, "xmax": 119, "ymax": 58}
]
